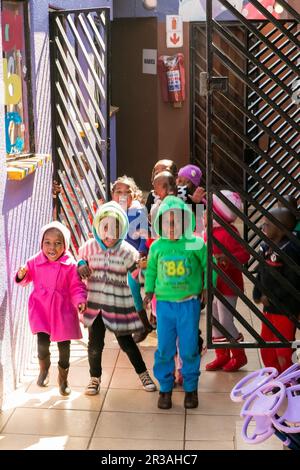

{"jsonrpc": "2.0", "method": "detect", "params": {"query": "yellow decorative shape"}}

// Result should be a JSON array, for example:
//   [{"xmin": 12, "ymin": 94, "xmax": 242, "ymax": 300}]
[
  {"xmin": 6, "ymin": 167, "xmax": 26, "ymax": 180},
  {"xmin": 3, "ymin": 58, "xmax": 22, "ymax": 105}
]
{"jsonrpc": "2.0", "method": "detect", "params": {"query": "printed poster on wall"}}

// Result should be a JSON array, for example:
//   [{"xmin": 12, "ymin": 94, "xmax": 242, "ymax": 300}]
[{"xmin": 142, "ymin": 49, "xmax": 157, "ymax": 74}]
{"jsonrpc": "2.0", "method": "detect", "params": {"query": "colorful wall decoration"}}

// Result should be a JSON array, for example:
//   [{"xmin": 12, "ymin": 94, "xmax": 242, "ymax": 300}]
[{"xmin": 1, "ymin": 1, "xmax": 29, "ymax": 155}]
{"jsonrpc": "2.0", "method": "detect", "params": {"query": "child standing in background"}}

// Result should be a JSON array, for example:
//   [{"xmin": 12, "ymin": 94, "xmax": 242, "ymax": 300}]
[
  {"xmin": 111, "ymin": 175, "xmax": 148, "ymax": 254},
  {"xmin": 145, "ymin": 159, "xmax": 178, "ymax": 213},
  {"xmin": 15, "ymin": 221, "xmax": 87, "ymax": 396},
  {"xmin": 176, "ymin": 163, "xmax": 205, "ymax": 209},
  {"xmin": 143, "ymin": 170, "xmax": 178, "ymax": 336},
  {"xmin": 253, "ymin": 207, "xmax": 300, "ymax": 373},
  {"xmin": 111, "ymin": 175, "xmax": 153, "ymax": 340},
  {"xmin": 204, "ymin": 191, "xmax": 249, "ymax": 372}
]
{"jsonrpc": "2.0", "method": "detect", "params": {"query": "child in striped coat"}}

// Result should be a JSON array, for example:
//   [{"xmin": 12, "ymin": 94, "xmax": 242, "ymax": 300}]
[{"xmin": 78, "ymin": 201, "xmax": 156, "ymax": 395}]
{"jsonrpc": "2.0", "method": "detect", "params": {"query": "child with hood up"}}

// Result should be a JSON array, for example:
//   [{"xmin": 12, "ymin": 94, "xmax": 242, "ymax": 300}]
[
  {"xmin": 15, "ymin": 221, "xmax": 87, "ymax": 396},
  {"xmin": 145, "ymin": 196, "xmax": 216, "ymax": 410},
  {"xmin": 78, "ymin": 201, "xmax": 156, "ymax": 395}
]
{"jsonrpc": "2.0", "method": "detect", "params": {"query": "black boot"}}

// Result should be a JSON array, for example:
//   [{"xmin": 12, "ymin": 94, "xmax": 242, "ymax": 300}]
[
  {"xmin": 37, "ymin": 356, "xmax": 51, "ymax": 387},
  {"xmin": 158, "ymin": 391, "xmax": 172, "ymax": 409},
  {"xmin": 133, "ymin": 309, "xmax": 153, "ymax": 343},
  {"xmin": 58, "ymin": 365, "xmax": 71, "ymax": 396},
  {"xmin": 184, "ymin": 391, "xmax": 198, "ymax": 409}
]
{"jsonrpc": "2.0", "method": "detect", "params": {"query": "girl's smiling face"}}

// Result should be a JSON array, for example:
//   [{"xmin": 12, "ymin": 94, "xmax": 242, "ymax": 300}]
[
  {"xmin": 112, "ymin": 182, "xmax": 133, "ymax": 210},
  {"xmin": 42, "ymin": 229, "xmax": 65, "ymax": 261}
]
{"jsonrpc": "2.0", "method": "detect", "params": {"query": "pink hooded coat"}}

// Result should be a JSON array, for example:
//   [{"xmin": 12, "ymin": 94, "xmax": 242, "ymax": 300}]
[{"xmin": 16, "ymin": 221, "xmax": 86, "ymax": 342}]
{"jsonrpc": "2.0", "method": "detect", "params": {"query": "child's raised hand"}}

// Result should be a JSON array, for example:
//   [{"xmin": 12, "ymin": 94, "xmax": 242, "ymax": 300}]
[
  {"xmin": 78, "ymin": 303, "xmax": 86, "ymax": 314},
  {"xmin": 144, "ymin": 293, "xmax": 153, "ymax": 308},
  {"xmin": 78, "ymin": 264, "xmax": 92, "ymax": 279},
  {"xmin": 189, "ymin": 187, "xmax": 206, "ymax": 204},
  {"xmin": 17, "ymin": 265, "xmax": 28, "ymax": 280}
]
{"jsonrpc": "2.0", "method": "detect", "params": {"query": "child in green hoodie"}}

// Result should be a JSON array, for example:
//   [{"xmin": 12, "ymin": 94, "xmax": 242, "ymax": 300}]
[{"xmin": 144, "ymin": 196, "xmax": 215, "ymax": 410}]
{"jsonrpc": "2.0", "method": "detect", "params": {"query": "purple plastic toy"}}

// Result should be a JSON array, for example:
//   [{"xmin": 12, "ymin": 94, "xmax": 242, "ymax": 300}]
[
  {"xmin": 277, "ymin": 363, "xmax": 300, "ymax": 385},
  {"xmin": 230, "ymin": 367, "xmax": 278, "ymax": 402},
  {"xmin": 231, "ymin": 363, "xmax": 300, "ymax": 449},
  {"xmin": 272, "ymin": 384, "xmax": 300, "ymax": 434}
]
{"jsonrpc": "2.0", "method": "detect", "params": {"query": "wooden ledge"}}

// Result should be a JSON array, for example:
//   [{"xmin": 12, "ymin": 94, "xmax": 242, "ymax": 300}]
[{"xmin": 7, "ymin": 154, "xmax": 51, "ymax": 181}]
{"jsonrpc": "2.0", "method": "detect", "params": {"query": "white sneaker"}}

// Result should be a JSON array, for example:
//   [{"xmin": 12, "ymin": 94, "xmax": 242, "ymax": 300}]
[
  {"xmin": 85, "ymin": 377, "xmax": 100, "ymax": 395},
  {"xmin": 139, "ymin": 370, "xmax": 157, "ymax": 392}
]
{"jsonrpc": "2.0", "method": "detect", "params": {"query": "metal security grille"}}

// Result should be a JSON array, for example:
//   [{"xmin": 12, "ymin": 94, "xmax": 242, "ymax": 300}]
[
  {"xmin": 193, "ymin": 0, "xmax": 300, "ymax": 348},
  {"xmin": 49, "ymin": 8, "xmax": 110, "ymax": 255}
]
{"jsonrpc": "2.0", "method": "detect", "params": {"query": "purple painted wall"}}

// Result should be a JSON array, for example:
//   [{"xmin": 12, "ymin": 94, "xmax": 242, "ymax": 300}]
[
  {"xmin": 0, "ymin": 0, "xmax": 112, "ymax": 407},
  {"xmin": 0, "ymin": 16, "xmax": 10, "ymax": 410}
]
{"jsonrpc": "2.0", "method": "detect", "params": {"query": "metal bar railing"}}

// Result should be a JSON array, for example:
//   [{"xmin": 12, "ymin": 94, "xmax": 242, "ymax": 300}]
[{"xmin": 218, "ymin": 0, "xmax": 300, "ymax": 75}]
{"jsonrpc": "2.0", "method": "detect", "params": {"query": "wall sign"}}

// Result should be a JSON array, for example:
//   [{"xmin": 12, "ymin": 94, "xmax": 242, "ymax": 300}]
[
  {"xmin": 142, "ymin": 49, "xmax": 157, "ymax": 75},
  {"xmin": 166, "ymin": 15, "xmax": 183, "ymax": 48}
]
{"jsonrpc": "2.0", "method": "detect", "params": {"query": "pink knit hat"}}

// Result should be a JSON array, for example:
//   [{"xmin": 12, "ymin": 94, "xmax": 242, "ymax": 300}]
[
  {"xmin": 178, "ymin": 164, "xmax": 202, "ymax": 187},
  {"xmin": 212, "ymin": 190, "xmax": 242, "ymax": 223}
]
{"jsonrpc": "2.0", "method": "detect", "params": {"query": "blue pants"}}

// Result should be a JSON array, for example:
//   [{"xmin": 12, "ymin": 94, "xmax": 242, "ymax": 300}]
[{"xmin": 154, "ymin": 298, "xmax": 201, "ymax": 392}]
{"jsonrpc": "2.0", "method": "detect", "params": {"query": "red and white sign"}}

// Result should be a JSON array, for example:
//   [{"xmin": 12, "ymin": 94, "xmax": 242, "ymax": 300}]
[{"xmin": 166, "ymin": 15, "xmax": 183, "ymax": 49}]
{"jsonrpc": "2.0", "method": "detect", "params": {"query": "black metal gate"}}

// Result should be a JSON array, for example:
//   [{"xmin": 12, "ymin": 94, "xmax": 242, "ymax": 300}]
[
  {"xmin": 192, "ymin": 0, "xmax": 300, "ymax": 349},
  {"xmin": 49, "ymin": 7, "xmax": 110, "ymax": 255}
]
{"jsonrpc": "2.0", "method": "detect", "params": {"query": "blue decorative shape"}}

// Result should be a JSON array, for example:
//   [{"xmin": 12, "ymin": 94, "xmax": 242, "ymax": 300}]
[{"xmin": 5, "ymin": 111, "xmax": 24, "ymax": 154}]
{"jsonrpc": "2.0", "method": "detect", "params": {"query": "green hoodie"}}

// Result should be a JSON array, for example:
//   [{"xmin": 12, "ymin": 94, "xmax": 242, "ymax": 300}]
[{"xmin": 145, "ymin": 196, "xmax": 216, "ymax": 301}]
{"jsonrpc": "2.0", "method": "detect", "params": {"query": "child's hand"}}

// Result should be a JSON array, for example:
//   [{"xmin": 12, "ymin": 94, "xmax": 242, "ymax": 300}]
[
  {"xmin": 52, "ymin": 180, "xmax": 62, "ymax": 198},
  {"xmin": 78, "ymin": 264, "xmax": 92, "ymax": 279},
  {"xmin": 201, "ymin": 289, "xmax": 208, "ymax": 306},
  {"xmin": 78, "ymin": 303, "xmax": 86, "ymax": 314},
  {"xmin": 189, "ymin": 187, "xmax": 206, "ymax": 204},
  {"xmin": 138, "ymin": 257, "xmax": 147, "ymax": 270},
  {"xmin": 17, "ymin": 265, "xmax": 28, "ymax": 280},
  {"xmin": 144, "ymin": 293, "xmax": 153, "ymax": 307}
]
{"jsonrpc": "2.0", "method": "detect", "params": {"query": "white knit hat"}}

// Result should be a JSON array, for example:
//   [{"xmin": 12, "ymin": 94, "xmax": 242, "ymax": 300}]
[
  {"xmin": 40, "ymin": 221, "xmax": 71, "ymax": 251},
  {"xmin": 212, "ymin": 191, "xmax": 242, "ymax": 223}
]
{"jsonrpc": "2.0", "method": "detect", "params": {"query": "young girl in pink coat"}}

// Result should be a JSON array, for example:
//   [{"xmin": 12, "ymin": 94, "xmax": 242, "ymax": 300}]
[{"xmin": 15, "ymin": 221, "xmax": 87, "ymax": 396}]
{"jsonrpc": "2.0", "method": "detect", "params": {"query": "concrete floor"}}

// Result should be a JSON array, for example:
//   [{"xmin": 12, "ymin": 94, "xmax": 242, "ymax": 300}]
[{"xmin": 0, "ymin": 291, "xmax": 287, "ymax": 450}]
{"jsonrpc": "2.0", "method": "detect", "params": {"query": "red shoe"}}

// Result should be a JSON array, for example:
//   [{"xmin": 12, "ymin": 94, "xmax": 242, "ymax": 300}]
[
  {"xmin": 205, "ymin": 349, "xmax": 230, "ymax": 371},
  {"xmin": 222, "ymin": 349, "xmax": 247, "ymax": 372}
]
